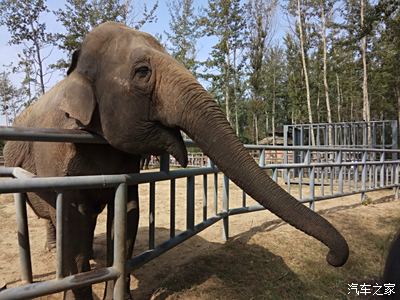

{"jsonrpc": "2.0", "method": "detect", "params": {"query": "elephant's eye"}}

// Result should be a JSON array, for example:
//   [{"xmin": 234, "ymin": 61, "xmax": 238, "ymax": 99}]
[{"xmin": 134, "ymin": 66, "xmax": 151, "ymax": 79}]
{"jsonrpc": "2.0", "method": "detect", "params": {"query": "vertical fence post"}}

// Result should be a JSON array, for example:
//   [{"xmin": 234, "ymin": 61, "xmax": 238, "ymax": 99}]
[
  {"xmin": 187, "ymin": 176, "xmax": 195, "ymax": 230},
  {"xmin": 309, "ymin": 166, "xmax": 315, "ymax": 210},
  {"xmin": 354, "ymin": 152, "xmax": 359, "ymax": 192},
  {"xmin": 392, "ymin": 120, "xmax": 398, "ymax": 160},
  {"xmin": 395, "ymin": 163, "xmax": 399, "ymax": 200},
  {"xmin": 325, "ymin": 124, "xmax": 329, "ymax": 146},
  {"xmin": 284, "ymin": 125, "xmax": 289, "ymax": 182},
  {"xmin": 361, "ymin": 151, "xmax": 367, "ymax": 202},
  {"xmin": 149, "ymin": 182, "xmax": 155, "ymax": 249},
  {"xmin": 14, "ymin": 192, "xmax": 33, "ymax": 284},
  {"xmin": 160, "ymin": 153, "xmax": 170, "ymax": 172},
  {"xmin": 113, "ymin": 183, "xmax": 127, "ymax": 300},
  {"xmin": 56, "ymin": 192, "xmax": 66, "ymax": 279},
  {"xmin": 170, "ymin": 179, "xmax": 176, "ymax": 238},
  {"xmin": 222, "ymin": 175, "xmax": 229, "ymax": 241},
  {"xmin": 259, "ymin": 149, "xmax": 265, "ymax": 167},
  {"xmin": 371, "ymin": 122, "xmax": 376, "ymax": 148},
  {"xmin": 382, "ymin": 122, "xmax": 386, "ymax": 148},
  {"xmin": 337, "ymin": 151, "xmax": 343, "ymax": 194},
  {"xmin": 380, "ymin": 152, "xmax": 385, "ymax": 187},
  {"xmin": 363, "ymin": 123, "xmax": 368, "ymax": 147},
  {"xmin": 203, "ymin": 174, "xmax": 208, "ymax": 221}
]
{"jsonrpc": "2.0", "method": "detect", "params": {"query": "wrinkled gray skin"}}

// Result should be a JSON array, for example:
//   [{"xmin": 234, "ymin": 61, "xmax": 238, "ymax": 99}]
[
  {"xmin": 4, "ymin": 22, "xmax": 349, "ymax": 299},
  {"xmin": 383, "ymin": 229, "xmax": 400, "ymax": 296}
]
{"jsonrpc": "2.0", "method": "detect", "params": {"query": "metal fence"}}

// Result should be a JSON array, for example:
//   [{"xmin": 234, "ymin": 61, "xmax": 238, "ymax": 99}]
[
  {"xmin": 284, "ymin": 120, "xmax": 399, "ymax": 149},
  {"xmin": 0, "ymin": 126, "xmax": 400, "ymax": 299}
]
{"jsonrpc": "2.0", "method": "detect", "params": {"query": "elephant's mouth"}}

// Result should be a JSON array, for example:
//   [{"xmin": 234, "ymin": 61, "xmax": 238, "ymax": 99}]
[
  {"xmin": 135, "ymin": 122, "xmax": 188, "ymax": 168},
  {"xmin": 149, "ymin": 124, "xmax": 188, "ymax": 168}
]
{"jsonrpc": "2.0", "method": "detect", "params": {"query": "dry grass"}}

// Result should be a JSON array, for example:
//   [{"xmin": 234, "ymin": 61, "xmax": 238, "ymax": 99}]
[
  {"xmin": 0, "ymin": 175, "xmax": 399, "ymax": 300},
  {"xmin": 131, "ymin": 187, "xmax": 400, "ymax": 300}
]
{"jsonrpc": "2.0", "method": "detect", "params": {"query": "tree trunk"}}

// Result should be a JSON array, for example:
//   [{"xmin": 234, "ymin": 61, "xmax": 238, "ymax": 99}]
[
  {"xmin": 272, "ymin": 66, "xmax": 276, "ymax": 146},
  {"xmin": 317, "ymin": 91, "xmax": 320, "ymax": 123},
  {"xmin": 336, "ymin": 73, "xmax": 341, "ymax": 122},
  {"xmin": 396, "ymin": 86, "xmax": 400, "ymax": 128},
  {"xmin": 1, "ymin": 75, "xmax": 9, "ymax": 126},
  {"xmin": 224, "ymin": 33, "xmax": 231, "ymax": 126},
  {"xmin": 297, "ymin": 0, "xmax": 314, "ymax": 145},
  {"xmin": 361, "ymin": 0, "xmax": 370, "ymax": 142},
  {"xmin": 321, "ymin": 2, "xmax": 332, "ymax": 143},
  {"xmin": 254, "ymin": 113, "xmax": 259, "ymax": 145},
  {"xmin": 31, "ymin": 23, "xmax": 46, "ymax": 95},
  {"xmin": 233, "ymin": 48, "xmax": 239, "ymax": 136}
]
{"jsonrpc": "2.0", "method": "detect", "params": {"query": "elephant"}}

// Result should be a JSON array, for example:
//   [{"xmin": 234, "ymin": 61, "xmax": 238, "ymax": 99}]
[
  {"xmin": 383, "ymin": 229, "xmax": 400, "ymax": 295},
  {"xmin": 3, "ymin": 22, "xmax": 349, "ymax": 299}
]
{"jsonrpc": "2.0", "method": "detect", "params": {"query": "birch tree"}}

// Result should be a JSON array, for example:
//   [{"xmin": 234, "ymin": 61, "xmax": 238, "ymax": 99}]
[
  {"xmin": 296, "ymin": 0, "xmax": 314, "ymax": 144},
  {"xmin": 360, "ymin": 0, "xmax": 370, "ymax": 129}
]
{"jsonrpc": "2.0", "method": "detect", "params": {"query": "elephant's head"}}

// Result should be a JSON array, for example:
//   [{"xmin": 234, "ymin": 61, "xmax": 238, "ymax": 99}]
[{"xmin": 62, "ymin": 22, "xmax": 349, "ymax": 267}]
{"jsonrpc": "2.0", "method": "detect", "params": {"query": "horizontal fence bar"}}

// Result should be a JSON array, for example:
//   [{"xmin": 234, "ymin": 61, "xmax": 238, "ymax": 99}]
[
  {"xmin": 244, "ymin": 145, "xmax": 400, "ymax": 153},
  {"xmin": 126, "ymin": 214, "xmax": 223, "ymax": 272},
  {"xmin": 0, "ymin": 267, "xmax": 119, "ymax": 300},
  {"xmin": 297, "ymin": 185, "xmax": 400, "ymax": 204},
  {"xmin": 0, "ymin": 126, "xmax": 399, "ymax": 154},
  {"xmin": 0, "ymin": 167, "xmax": 219, "ymax": 193},
  {"xmin": 0, "ymin": 126, "xmax": 107, "ymax": 144},
  {"xmin": 1, "ymin": 157, "xmax": 399, "ymax": 193}
]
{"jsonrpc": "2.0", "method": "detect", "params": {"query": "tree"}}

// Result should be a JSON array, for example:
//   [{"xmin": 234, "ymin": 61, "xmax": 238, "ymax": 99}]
[
  {"xmin": 200, "ymin": 0, "xmax": 247, "ymax": 133},
  {"xmin": 54, "ymin": 0, "xmax": 158, "ymax": 70},
  {"xmin": 246, "ymin": 0, "xmax": 277, "ymax": 144},
  {"xmin": 0, "ymin": 71, "xmax": 21, "ymax": 126},
  {"xmin": 264, "ymin": 46, "xmax": 286, "ymax": 145},
  {"xmin": 367, "ymin": 0, "xmax": 400, "ymax": 122},
  {"xmin": 165, "ymin": 0, "xmax": 199, "ymax": 74},
  {"xmin": 361, "ymin": 0, "xmax": 371, "ymax": 128},
  {"xmin": 0, "ymin": 0, "xmax": 55, "ymax": 95},
  {"xmin": 296, "ymin": 0, "xmax": 314, "ymax": 144},
  {"xmin": 320, "ymin": 0, "xmax": 333, "ymax": 138},
  {"xmin": 284, "ymin": 33, "xmax": 306, "ymax": 124}
]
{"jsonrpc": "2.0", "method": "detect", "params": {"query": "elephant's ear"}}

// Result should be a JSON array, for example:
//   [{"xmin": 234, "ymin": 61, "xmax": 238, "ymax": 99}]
[{"xmin": 60, "ymin": 72, "xmax": 96, "ymax": 126}]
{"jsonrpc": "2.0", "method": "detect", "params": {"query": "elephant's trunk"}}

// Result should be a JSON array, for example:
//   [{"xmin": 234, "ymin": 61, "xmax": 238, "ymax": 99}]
[{"xmin": 167, "ymin": 83, "xmax": 349, "ymax": 267}]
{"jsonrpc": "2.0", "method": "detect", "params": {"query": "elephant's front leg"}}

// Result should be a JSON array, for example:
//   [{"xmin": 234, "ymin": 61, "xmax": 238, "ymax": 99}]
[
  {"xmin": 63, "ymin": 201, "xmax": 97, "ymax": 300},
  {"xmin": 104, "ymin": 185, "xmax": 139, "ymax": 300}
]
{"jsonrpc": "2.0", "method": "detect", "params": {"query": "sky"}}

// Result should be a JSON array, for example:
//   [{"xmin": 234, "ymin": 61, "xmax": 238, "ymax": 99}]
[{"xmin": 0, "ymin": 0, "xmax": 292, "ymax": 125}]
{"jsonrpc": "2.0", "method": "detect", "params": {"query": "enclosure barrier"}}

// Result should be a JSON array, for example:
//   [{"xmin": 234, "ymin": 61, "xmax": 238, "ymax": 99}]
[
  {"xmin": 284, "ymin": 120, "xmax": 398, "ymax": 148},
  {"xmin": 0, "ymin": 126, "xmax": 399, "ymax": 300}
]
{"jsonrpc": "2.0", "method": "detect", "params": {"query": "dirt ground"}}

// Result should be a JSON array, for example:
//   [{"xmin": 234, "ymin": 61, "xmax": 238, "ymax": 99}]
[{"xmin": 0, "ymin": 173, "xmax": 399, "ymax": 299}]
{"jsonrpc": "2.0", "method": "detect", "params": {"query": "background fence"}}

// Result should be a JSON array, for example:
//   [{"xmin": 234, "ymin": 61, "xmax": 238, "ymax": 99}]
[
  {"xmin": 284, "ymin": 120, "xmax": 398, "ymax": 149},
  {"xmin": 0, "ymin": 126, "xmax": 400, "ymax": 299}
]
